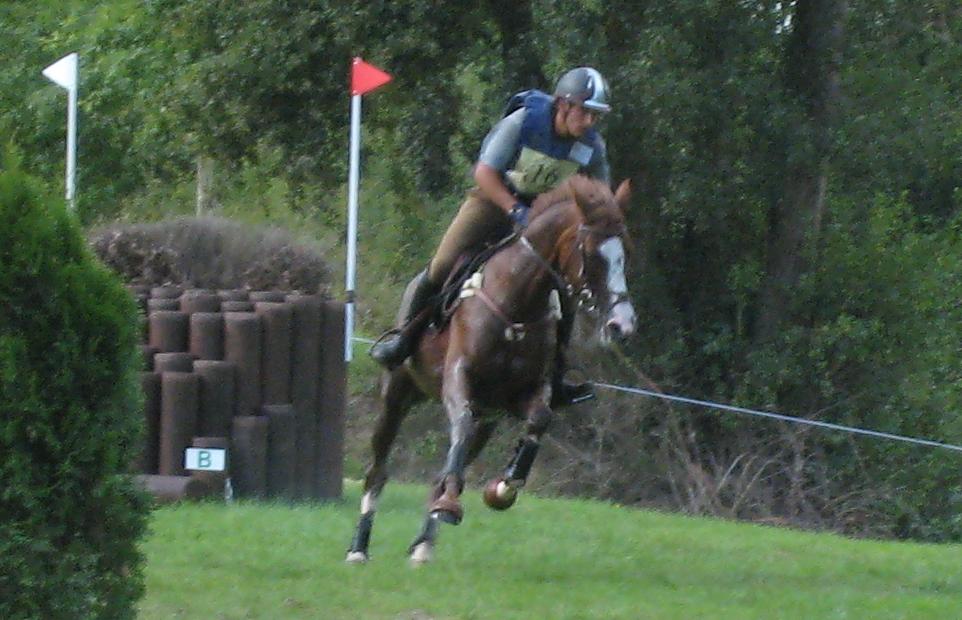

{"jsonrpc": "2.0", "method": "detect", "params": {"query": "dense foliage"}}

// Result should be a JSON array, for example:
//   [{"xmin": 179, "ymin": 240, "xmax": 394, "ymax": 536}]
[
  {"xmin": 0, "ymin": 150, "xmax": 148, "ymax": 618},
  {"xmin": 4, "ymin": 0, "xmax": 962, "ymax": 539}
]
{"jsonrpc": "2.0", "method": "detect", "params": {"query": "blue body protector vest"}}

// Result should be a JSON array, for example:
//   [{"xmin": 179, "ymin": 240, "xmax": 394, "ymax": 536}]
[{"xmin": 502, "ymin": 90, "xmax": 601, "ymax": 198}]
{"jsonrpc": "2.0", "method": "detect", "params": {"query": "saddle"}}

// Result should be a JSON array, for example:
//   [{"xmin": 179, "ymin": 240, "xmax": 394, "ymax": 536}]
[{"xmin": 432, "ymin": 231, "xmax": 520, "ymax": 330}]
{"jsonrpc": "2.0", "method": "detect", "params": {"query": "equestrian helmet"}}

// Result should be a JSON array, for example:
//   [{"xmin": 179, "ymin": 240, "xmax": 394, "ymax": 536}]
[{"xmin": 554, "ymin": 67, "xmax": 611, "ymax": 113}]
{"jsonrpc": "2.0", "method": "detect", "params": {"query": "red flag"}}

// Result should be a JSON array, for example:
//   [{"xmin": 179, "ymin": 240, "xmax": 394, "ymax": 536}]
[{"xmin": 351, "ymin": 57, "xmax": 392, "ymax": 96}]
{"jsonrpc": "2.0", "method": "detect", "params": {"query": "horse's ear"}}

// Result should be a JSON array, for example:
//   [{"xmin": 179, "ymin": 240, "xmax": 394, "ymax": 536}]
[{"xmin": 614, "ymin": 179, "xmax": 632, "ymax": 212}]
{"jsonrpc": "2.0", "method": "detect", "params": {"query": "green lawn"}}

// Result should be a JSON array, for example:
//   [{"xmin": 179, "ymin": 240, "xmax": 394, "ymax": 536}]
[{"xmin": 139, "ymin": 481, "xmax": 962, "ymax": 619}]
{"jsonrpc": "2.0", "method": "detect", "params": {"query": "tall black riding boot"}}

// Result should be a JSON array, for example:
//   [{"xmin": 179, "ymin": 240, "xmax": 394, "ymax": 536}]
[
  {"xmin": 370, "ymin": 269, "xmax": 439, "ymax": 370},
  {"xmin": 549, "ymin": 292, "xmax": 595, "ymax": 408}
]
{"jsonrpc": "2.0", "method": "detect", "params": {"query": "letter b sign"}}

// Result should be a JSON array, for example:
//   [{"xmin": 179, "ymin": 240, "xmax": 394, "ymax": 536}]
[{"xmin": 184, "ymin": 448, "xmax": 227, "ymax": 471}]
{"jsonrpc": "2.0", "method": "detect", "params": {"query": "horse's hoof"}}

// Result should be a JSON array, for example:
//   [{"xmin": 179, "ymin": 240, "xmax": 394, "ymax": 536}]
[
  {"xmin": 429, "ymin": 497, "xmax": 463, "ymax": 524},
  {"xmin": 345, "ymin": 551, "xmax": 368, "ymax": 564},
  {"xmin": 430, "ymin": 508, "xmax": 462, "ymax": 525},
  {"xmin": 409, "ymin": 542, "xmax": 434, "ymax": 565},
  {"xmin": 483, "ymin": 478, "xmax": 518, "ymax": 511}
]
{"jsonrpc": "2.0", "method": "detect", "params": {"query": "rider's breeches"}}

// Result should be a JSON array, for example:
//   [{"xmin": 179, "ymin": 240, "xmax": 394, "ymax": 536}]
[{"xmin": 428, "ymin": 189, "xmax": 510, "ymax": 286}]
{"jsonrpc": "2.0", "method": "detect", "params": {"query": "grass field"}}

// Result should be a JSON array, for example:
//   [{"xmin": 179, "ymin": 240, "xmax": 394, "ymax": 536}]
[{"xmin": 139, "ymin": 481, "xmax": 962, "ymax": 619}]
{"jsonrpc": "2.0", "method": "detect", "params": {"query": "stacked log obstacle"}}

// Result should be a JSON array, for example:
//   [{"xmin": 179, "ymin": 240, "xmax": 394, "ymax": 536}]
[{"xmin": 129, "ymin": 286, "xmax": 346, "ymax": 503}]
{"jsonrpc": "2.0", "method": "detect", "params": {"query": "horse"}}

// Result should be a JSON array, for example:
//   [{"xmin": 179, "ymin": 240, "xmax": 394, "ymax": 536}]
[{"xmin": 347, "ymin": 175, "xmax": 637, "ymax": 564}]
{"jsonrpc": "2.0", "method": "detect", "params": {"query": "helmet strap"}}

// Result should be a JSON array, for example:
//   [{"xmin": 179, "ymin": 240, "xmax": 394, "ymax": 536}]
[{"xmin": 554, "ymin": 98, "xmax": 576, "ymax": 136}]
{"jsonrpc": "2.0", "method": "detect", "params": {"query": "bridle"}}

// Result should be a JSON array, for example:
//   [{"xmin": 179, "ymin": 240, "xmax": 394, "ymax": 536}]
[
  {"xmin": 462, "ymin": 212, "xmax": 627, "ymax": 340},
  {"xmin": 520, "ymin": 222, "xmax": 628, "ymax": 317}
]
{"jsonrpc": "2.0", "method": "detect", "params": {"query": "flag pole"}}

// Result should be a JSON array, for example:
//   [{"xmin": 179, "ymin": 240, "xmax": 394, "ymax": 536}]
[
  {"xmin": 42, "ymin": 52, "xmax": 79, "ymax": 211},
  {"xmin": 66, "ymin": 78, "xmax": 77, "ymax": 211},
  {"xmin": 344, "ymin": 92, "xmax": 362, "ymax": 362},
  {"xmin": 344, "ymin": 57, "xmax": 391, "ymax": 363}
]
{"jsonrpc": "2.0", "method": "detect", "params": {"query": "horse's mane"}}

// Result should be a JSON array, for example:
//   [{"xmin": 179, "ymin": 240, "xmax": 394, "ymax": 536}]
[{"xmin": 530, "ymin": 175, "xmax": 625, "ymax": 235}]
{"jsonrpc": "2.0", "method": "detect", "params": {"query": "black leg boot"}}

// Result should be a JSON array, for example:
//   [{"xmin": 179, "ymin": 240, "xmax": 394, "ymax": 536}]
[
  {"xmin": 370, "ymin": 269, "xmax": 439, "ymax": 370},
  {"xmin": 549, "ymin": 292, "xmax": 595, "ymax": 408},
  {"xmin": 550, "ymin": 350, "xmax": 596, "ymax": 408}
]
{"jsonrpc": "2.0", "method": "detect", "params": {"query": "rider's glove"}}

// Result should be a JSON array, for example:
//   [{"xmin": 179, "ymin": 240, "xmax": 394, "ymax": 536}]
[{"xmin": 509, "ymin": 202, "xmax": 530, "ymax": 230}]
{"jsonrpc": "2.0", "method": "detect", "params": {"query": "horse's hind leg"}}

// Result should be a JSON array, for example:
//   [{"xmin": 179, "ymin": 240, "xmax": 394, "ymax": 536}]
[
  {"xmin": 465, "ymin": 417, "xmax": 498, "ymax": 468},
  {"xmin": 484, "ymin": 401, "xmax": 552, "ymax": 511},
  {"xmin": 346, "ymin": 370, "xmax": 423, "ymax": 563}
]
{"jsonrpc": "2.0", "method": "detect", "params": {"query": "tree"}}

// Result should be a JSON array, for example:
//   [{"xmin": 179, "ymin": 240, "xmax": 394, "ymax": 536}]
[
  {"xmin": 756, "ymin": 0, "xmax": 848, "ymax": 342},
  {"xmin": 0, "ymin": 147, "xmax": 149, "ymax": 618}
]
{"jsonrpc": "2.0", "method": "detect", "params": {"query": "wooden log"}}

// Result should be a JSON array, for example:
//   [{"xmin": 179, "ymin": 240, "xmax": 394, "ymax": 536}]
[
  {"xmin": 249, "ymin": 290, "xmax": 286, "ymax": 303},
  {"xmin": 149, "ymin": 310, "xmax": 189, "ymax": 353},
  {"xmin": 220, "ymin": 300, "xmax": 254, "ymax": 312},
  {"xmin": 153, "ymin": 351, "xmax": 195, "ymax": 374},
  {"xmin": 193, "ymin": 360, "xmax": 236, "ymax": 437},
  {"xmin": 180, "ymin": 289, "xmax": 221, "ymax": 314},
  {"xmin": 136, "ymin": 474, "xmax": 212, "ymax": 503},
  {"xmin": 231, "ymin": 416, "xmax": 268, "ymax": 498},
  {"xmin": 150, "ymin": 286, "xmax": 183, "ymax": 299},
  {"xmin": 190, "ymin": 436, "xmax": 230, "ymax": 499},
  {"xmin": 159, "ymin": 371, "xmax": 199, "ymax": 476},
  {"xmin": 217, "ymin": 289, "xmax": 249, "ymax": 302},
  {"xmin": 189, "ymin": 312, "xmax": 224, "ymax": 360},
  {"xmin": 147, "ymin": 297, "xmax": 180, "ymax": 312},
  {"xmin": 286, "ymin": 294, "xmax": 322, "ymax": 499},
  {"xmin": 315, "ymin": 300, "xmax": 346, "ymax": 499},
  {"xmin": 263, "ymin": 404, "xmax": 297, "ymax": 500},
  {"xmin": 223, "ymin": 312, "xmax": 262, "ymax": 417},
  {"xmin": 138, "ymin": 371, "xmax": 162, "ymax": 474},
  {"xmin": 255, "ymin": 302, "xmax": 293, "ymax": 405}
]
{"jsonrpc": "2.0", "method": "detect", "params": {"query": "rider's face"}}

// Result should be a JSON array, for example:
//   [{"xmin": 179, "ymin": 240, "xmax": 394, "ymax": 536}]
[{"xmin": 556, "ymin": 101, "xmax": 600, "ymax": 138}]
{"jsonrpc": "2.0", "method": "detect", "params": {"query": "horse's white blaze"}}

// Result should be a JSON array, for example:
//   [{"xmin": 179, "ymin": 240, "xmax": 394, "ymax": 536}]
[
  {"xmin": 599, "ymin": 237, "xmax": 628, "ymax": 296},
  {"xmin": 599, "ymin": 237, "xmax": 636, "ymax": 338},
  {"xmin": 410, "ymin": 542, "xmax": 434, "ymax": 565},
  {"xmin": 361, "ymin": 491, "xmax": 377, "ymax": 514}
]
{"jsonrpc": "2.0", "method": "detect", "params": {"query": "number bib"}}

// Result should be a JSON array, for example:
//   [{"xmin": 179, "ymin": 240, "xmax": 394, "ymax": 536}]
[{"xmin": 506, "ymin": 147, "xmax": 581, "ymax": 197}]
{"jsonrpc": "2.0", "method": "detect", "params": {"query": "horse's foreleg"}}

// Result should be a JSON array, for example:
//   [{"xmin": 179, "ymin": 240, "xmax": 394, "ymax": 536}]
[
  {"xmin": 409, "ymin": 410, "xmax": 477, "ymax": 564},
  {"xmin": 347, "ymin": 370, "xmax": 422, "ymax": 564},
  {"xmin": 484, "ymin": 401, "xmax": 552, "ymax": 511},
  {"xmin": 408, "ymin": 365, "xmax": 477, "ymax": 564},
  {"xmin": 429, "ymin": 408, "xmax": 477, "ymax": 524},
  {"xmin": 408, "ymin": 417, "xmax": 495, "ymax": 566}
]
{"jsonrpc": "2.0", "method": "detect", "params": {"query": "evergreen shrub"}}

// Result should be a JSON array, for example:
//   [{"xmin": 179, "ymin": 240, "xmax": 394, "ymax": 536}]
[{"xmin": 0, "ymin": 149, "xmax": 148, "ymax": 619}]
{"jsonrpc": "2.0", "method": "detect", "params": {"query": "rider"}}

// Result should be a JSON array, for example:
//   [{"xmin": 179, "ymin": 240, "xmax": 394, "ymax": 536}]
[{"xmin": 370, "ymin": 66, "xmax": 612, "ymax": 407}]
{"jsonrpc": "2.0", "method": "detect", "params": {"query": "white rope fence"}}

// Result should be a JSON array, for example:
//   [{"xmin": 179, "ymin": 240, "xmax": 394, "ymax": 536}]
[
  {"xmin": 594, "ymin": 381, "xmax": 962, "ymax": 454},
  {"xmin": 350, "ymin": 336, "xmax": 962, "ymax": 454}
]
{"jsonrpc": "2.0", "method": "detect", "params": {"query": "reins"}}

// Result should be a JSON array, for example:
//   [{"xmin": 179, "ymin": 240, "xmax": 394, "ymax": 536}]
[
  {"xmin": 520, "ymin": 223, "xmax": 608, "ymax": 313},
  {"xmin": 460, "ymin": 218, "xmax": 600, "ymax": 341}
]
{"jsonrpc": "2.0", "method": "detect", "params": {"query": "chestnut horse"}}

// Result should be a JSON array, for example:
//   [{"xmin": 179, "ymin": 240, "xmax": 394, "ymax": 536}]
[{"xmin": 347, "ymin": 175, "xmax": 636, "ymax": 564}]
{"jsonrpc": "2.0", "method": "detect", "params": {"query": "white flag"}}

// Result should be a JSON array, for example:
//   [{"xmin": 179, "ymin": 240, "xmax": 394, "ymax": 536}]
[{"xmin": 42, "ymin": 53, "xmax": 78, "ymax": 91}]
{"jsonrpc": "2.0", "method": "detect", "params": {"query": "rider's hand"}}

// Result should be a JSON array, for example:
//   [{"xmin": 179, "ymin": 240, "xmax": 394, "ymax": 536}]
[{"xmin": 509, "ymin": 202, "xmax": 530, "ymax": 230}]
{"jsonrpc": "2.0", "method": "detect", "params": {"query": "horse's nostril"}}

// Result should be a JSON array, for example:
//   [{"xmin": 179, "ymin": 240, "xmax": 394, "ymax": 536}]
[{"xmin": 606, "ymin": 321, "xmax": 623, "ymax": 340}]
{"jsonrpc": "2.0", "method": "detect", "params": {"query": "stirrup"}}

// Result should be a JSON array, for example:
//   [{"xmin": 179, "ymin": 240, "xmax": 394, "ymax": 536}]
[
  {"xmin": 551, "ymin": 380, "xmax": 596, "ymax": 408},
  {"xmin": 369, "ymin": 328, "xmax": 406, "ymax": 369}
]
